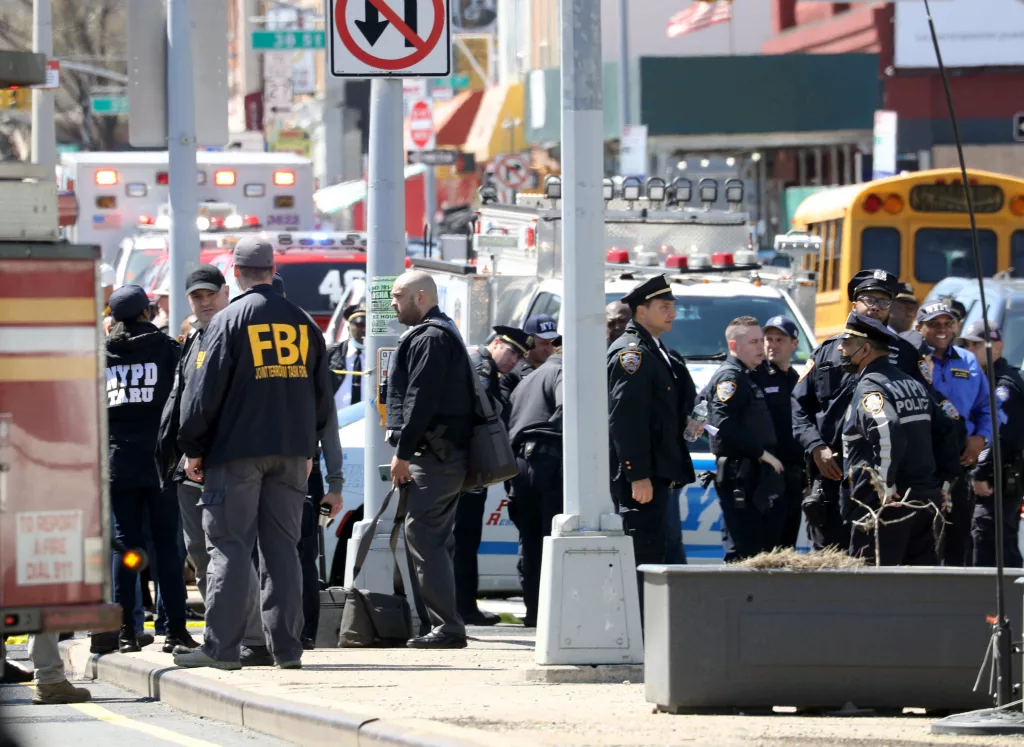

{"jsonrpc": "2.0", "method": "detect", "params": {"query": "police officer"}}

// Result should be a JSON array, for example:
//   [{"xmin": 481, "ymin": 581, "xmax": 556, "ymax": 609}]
[
  {"xmin": 706, "ymin": 317, "xmax": 786, "ymax": 561},
  {"xmin": 455, "ymin": 324, "xmax": 533, "ymax": 625},
  {"xmin": 507, "ymin": 346, "xmax": 563, "ymax": 627},
  {"xmin": 889, "ymin": 283, "xmax": 919, "ymax": 335},
  {"xmin": 386, "ymin": 271, "xmax": 475, "ymax": 649},
  {"xmin": 840, "ymin": 313, "xmax": 942, "ymax": 566},
  {"xmin": 606, "ymin": 301, "xmax": 630, "ymax": 346},
  {"xmin": 174, "ymin": 237, "xmax": 333, "ymax": 670},
  {"xmin": 916, "ymin": 301, "xmax": 992, "ymax": 566},
  {"xmin": 105, "ymin": 285, "xmax": 197, "ymax": 654},
  {"xmin": 608, "ymin": 275, "xmax": 696, "ymax": 590},
  {"xmin": 792, "ymin": 269, "xmax": 943, "ymax": 551},
  {"xmin": 961, "ymin": 321, "xmax": 1024, "ymax": 567},
  {"xmin": 328, "ymin": 302, "xmax": 366, "ymax": 408},
  {"xmin": 750, "ymin": 315, "xmax": 804, "ymax": 549},
  {"xmin": 499, "ymin": 314, "xmax": 560, "ymax": 403}
]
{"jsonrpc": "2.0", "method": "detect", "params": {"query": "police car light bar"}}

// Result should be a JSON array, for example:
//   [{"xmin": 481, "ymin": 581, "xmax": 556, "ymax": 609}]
[{"xmin": 774, "ymin": 230, "xmax": 823, "ymax": 259}]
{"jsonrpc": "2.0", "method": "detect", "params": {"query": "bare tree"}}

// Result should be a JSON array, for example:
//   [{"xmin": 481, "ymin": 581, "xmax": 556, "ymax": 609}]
[{"xmin": 0, "ymin": 0, "xmax": 127, "ymax": 152}]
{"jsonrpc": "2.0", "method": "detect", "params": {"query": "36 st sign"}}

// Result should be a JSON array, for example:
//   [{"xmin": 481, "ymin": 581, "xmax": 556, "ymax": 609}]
[{"xmin": 328, "ymin": 0, "xmax": 451, "ymax": 78}]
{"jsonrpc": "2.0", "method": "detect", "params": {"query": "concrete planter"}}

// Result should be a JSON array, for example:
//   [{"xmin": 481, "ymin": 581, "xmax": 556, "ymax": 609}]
[{"xmin": 640, "ymin": 565, "xmax": 1024, "ymax": 712}]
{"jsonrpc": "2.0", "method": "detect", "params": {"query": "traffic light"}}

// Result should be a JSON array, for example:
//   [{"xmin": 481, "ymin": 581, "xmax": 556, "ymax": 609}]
[{"xmin": 0, "ymin": 87, "xmax": 33, "ymax": 110}]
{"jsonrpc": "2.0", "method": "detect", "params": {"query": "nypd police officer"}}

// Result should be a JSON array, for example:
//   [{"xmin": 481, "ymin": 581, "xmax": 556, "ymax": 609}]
[
  {"xmin": 175, "ymin": 236, "xmax": 333, "ymax": 670},
  {"xmin": 840, "ymin": 313, "xmax": 942, "ymax": 566},
  {"xmin": 105, "ymin": 285, "xmax": 196, "ymax": 654},
  {"xmin": 328, "ymin": 301, "xmax": 367, "ymax": 409},
  {"xmin": 608, "ymin": 275, "xmax": 696, "ymax": 583},
  {"xmin": 961, "ymin": 321, "xmax": 1024, "ymax": 567},
  {"xmin": 706, "ymin": 317, "xmax": 786, "ymax": 561},
  {"xmin": 499, "ymin": 314, "xmax": 561, "ymax": 403}
]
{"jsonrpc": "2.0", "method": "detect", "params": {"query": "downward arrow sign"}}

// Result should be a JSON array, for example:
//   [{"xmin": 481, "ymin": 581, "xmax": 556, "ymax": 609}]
[{"xmin": 355, "ymin": 0, "xmax": 389, "ymax": 46}]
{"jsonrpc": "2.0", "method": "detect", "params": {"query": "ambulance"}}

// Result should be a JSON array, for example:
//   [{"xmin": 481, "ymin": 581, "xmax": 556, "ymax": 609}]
[
  {"xmin": 58, "ymin": 151, "xmax": 314, "ymax": 263},
  {"xmin": 319, "ymin": 178, "xmax": 821, "ymax": 592}
]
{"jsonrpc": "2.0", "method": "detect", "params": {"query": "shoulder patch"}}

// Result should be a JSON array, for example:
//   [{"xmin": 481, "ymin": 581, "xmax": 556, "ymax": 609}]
[
  {"xmin": 798, "ymin": 358, "xmax": 815, "ymax": 383},
  {"xmin": 861, "ymin": 392, "xmax": 885, "ymax": 415},
  {"xmin": 716, "ymin": 380, "xmax": 737, "ymax": 402},
  {"xmin": 195, "ymin": 351, "xmax": 206, "ymax": 369},
  {"xmin": 940, "ymin": 399, "xmax": 961, "ymax": 420},
  {"xmin": 997, "ymin": 385, "xmax": 1011, "ymax": 404},
  {"xmin": 619, "ymin": 350, "xmax": 642, "ymax": 374},
  {"xmin": 919, "ymin": 358, "xmax": 933, "ymax": 385}
]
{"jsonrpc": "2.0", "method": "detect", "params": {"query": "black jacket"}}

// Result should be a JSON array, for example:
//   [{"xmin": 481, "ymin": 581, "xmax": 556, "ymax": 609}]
[
  {"xmin": 499, "ymin": 358, "xmax": 535, "ymax": 405},
  {"xmin": 973, "ymin": 357, "xmax": 1024, "ymax": 484},
  {"xmin": 706, "ymin": 355, "xmax": 777, "ymax": 461},
  {"xmin": 106, "ymin": 321, "xmax": 179, "ymax": 489},
  {"xmin": 841, "ymin": 357, "xmax": 939, "ymax": 513},
  {"xmin": 327, "ymin": 338, "xmax": 365, "ymax": 399},
  {"xmin": 385, "ymin": 307, "xmax": 474, "ymax": 460},
  {"xmin": 157, "ymin": 325, "xmax": 203, "ymax": 486},
  {"xmin": 607, "ymin": 321, "xmax": 696, "ymax": 485},
  {"xmin": 750, "ymin": 360, "xmax": 802, "ymax": 466},
  {"xmin": 178, "ymin": 284, "xmax": 332, "ymax": 466},
  {"xmin": 508, "ymin": 354, "xmax": 562, "ymax": 449}
]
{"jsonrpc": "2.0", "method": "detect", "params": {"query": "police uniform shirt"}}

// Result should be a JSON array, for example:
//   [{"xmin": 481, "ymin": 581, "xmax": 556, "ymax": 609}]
[
  {"xmin": 974, "ymin": 357, "xmax": 1024, "ymax": 484},
  {"xmin": 841, "ymin": 358, "xmax": 938, "ymax": 511},
  {"xmin": 750, "ymin": 360, "xmax": 801, "ymax": 466},
  {"xmin": 929, "ymin": 345, "xmax": 993, "ymax": 443},
  {"xmin": 178, "ymin": 284, "xmax": 332, "ymax": 466},
  {"xmin": 707, "ymin": 355, "xmax": 776, "ymax": 460},
  {"xmin": 607, "ymin": 320, "xmax": 696, "ymax": 485}
]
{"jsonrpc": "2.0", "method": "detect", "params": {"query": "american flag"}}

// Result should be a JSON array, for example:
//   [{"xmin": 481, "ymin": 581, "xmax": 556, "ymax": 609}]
[{"xmin": 667, "ymin": 1, "xmax": 733, "ymax": 39}]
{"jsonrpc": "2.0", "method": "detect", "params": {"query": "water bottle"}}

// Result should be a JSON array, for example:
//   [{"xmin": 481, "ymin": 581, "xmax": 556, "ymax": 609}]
[{"xmin": 684, "ymin": 400, "xmax": 708, "ymax": 443}]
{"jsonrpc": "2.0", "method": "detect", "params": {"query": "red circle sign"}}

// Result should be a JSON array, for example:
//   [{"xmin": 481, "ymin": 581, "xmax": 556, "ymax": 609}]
[
  {"xmin": 410, "ymin": 101, "xmax": 434, "ymax": 149},
  {"xmin": 336, "ymin": 0, "xmax": 446, "ymax": 72}
]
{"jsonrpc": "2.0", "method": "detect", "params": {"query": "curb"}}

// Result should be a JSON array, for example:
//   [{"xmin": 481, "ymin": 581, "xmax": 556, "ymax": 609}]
[{"xmin": 59, "ymin": 640, "xmax": 494, "ymax": 747}]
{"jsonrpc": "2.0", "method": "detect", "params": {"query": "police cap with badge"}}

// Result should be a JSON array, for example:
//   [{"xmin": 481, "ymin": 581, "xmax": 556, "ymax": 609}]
[
  {"xmin": 847, "ymin": 269, "xmax": 899, "ymax": 302},
  {"xmin": 839, "ymin": 311, "xmax": 900, "ymax": 347},
  {"xmin": 621, "ymin": 274, "xmax": 677, "ymax": 311},
  {"xmin": 895, "ymin": 282, "xmax": 918, "ymax": 304},
  {"xmin": 343, "ymin": 301, "xmax": 366, "ymax": 324},
  {"xmin": 493, "ymin": 325, "xmax": 534, "ymax": 356}
]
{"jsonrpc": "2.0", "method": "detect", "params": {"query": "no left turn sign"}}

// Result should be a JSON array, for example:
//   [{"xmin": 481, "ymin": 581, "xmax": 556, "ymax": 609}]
[{"xmin": 329, "ymin": 0, "xmax": 451, "ymax": 78}]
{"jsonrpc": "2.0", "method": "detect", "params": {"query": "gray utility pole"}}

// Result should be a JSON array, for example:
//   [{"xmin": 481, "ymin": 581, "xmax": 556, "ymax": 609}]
[
  {"xmin": 535, "ymin": 0, "xmax": 644, "ymax": 667},
  {"xmin": 31, "ymin": 0, "xmax": 55, "ymax": 171},
  {"xmin": 344, "ymin": 79, "xmax": 414, "ymax": 604},
  {"xmin": 618, "ymin": 0, "xmax": 629, "ymax": 128},
  {"xmin": 322, "ymin": 66, "xmax": 346, "ymax": 187},
  {"xmin": 167, "ymin": 0, "xmax": 201, "ymax": 334}
]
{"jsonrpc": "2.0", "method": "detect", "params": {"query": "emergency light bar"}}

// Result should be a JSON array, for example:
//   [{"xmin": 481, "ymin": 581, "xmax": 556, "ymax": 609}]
[{"xmin": 774, "ymin": 230, "xmax": 822, "ymax": 260}]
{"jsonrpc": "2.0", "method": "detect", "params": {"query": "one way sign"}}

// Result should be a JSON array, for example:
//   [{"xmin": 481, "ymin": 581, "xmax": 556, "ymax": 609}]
[
  {"xmin": 329, "ymin": 0, "xmax": 451, "ymax": 78},
  {"xmin": 1015, "ymin": 113, "xmax": 1024, "ymax": 143}
]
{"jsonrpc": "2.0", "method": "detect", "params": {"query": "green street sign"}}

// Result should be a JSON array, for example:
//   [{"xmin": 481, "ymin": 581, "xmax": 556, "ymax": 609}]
[
  {"xmin": 91, "ymin": 96, "xmax": 128, "ymax": 115},
  {"xmin": 252, "ymin": 30, "xmax": 325, "ymax": 50},
  {"xmin": 432, "ymin": 74, "xmax": 470, "ymax": 90}
]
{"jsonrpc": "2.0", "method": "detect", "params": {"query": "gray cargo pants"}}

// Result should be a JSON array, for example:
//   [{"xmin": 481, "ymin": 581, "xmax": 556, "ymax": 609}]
[
  {"xmin": 405, "ymin": 449, "xmax": 469, "ymax": 637},
  {"xmin": 200, "ymin": 455, "xmax": 307, "ymax": 663},
  {"xmin": 178, "ymin": 482, "xmax": 265, "ymax": 647}
]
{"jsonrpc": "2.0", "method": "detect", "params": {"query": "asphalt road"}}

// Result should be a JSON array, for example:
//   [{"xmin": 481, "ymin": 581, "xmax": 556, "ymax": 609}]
[{"xmin": 1, "ymin": 644, "xmax": 291, "ymax": 747}]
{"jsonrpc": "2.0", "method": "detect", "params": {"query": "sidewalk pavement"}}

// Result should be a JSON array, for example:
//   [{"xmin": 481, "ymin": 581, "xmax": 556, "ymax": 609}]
[{"xmin": 58, "ymin": 623, "xmax": 1021, "ymax": 747}]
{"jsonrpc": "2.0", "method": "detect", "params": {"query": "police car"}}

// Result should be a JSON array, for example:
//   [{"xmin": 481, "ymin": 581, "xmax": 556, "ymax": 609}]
[{"xmin": 319, "ymin": 273, "xmax": 817, "ymax": 593}]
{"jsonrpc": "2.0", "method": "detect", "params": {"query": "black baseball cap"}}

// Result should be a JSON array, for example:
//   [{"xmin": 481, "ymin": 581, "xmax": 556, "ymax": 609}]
[
  {"xmin": 186, "ymin": 265, "xmax": 226, "ymax": 295},
  {"xmin": 108, "ymin": 285, "xmax": 150, "ymax": 322}
]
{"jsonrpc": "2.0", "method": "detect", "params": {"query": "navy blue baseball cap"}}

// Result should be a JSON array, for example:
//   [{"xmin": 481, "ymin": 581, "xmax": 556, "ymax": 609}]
[
  {"xmin": 839, "ymin": 312, "xmax": 899, "ymax": 346},
  {"xmin": 917, "ymin": 301, "xmax": 956, "ymax": 324},
  {"xmin": 524, "ymin": 314, "xmax": 560, "ymax": 340},
  {"xmin": 108, "ymin": 285, "xmax": 151, "ymax": 322},
  {"xmin": 763, "ymin": 315, "xmax": 798, "ymax": 339}
]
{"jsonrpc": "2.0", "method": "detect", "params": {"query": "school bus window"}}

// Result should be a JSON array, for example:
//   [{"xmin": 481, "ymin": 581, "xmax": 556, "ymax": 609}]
[
  {"xmin": 274, "ymin": 196, "xmax": 295, "ymax": 209},
  {"xmin": 821, "ymin": 222, "xmax": 834, "ymax": 292},
  {"xmin": 831, "ymin": 219, "xmax": 844, "ymax": 292},
  {"xmin": 95, "ymin": 195, "xmax": 117, "ymax": 209},
  {"xmin": 861, "ymin": 227, "xmax": 900, "ymax": 278},
  {"xmin": 1012, "ymin": 231, "xmax": 1024, "ymax": 278},
  {"xmin": 913, "ymin": 228, "xmax": 996, "ymax": 282}
]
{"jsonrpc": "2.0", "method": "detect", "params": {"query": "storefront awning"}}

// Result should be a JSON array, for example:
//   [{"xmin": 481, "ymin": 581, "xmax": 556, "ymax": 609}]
[
  {"xmin": 403, "ymin": 90, "xmax": 484, "ymax": 151},
  {"xmin": 313, "ymin": 164, "xmax": 427, "ymax": 215},
  {"xmin": 464, "ymin": 82, "xmax": 525, "ymax": 163}
]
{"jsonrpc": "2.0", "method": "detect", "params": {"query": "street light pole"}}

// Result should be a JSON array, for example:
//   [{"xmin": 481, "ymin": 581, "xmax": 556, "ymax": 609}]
[
  {"xmin": 534, "ymin": 0, "xmax": 643, "ymax": 668},
  {"xmin": 618, "ymin": 0, "xmax": 629, "ymax": 129},
  {"xmin": 31, "ymin": 0, "xmax": 56, "ymax": 171}
]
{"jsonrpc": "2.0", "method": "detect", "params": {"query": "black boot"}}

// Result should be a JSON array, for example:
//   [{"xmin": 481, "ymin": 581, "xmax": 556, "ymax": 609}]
[
  {"xmin": 118, "ymin": 625, "xmax": 141, "ymax": 653},
  {"xmin": 162, "ymin": 627, "xmax": 199, "ymax": 654},
  {"xmin": 90, "ymin": 630, "xmax": 119, "ymax": 655}
]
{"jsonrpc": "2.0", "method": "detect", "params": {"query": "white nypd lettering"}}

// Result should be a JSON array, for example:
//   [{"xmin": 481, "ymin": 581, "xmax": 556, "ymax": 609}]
[
  {"xmin": 885, "ymin": 378, "xmax": 931, "ymax": 415},
  {"xmin": 106, "ymin": 362, "xmax": 159, "ymax": 407}
]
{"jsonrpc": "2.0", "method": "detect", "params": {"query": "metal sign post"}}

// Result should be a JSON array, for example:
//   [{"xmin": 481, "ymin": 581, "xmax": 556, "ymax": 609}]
[
  {"xmin": 409, "ymin": 98, "xmax": 437, "ymax": 249},
  {"xmin": 332, "ymin": 1, "xmax": 451, "ymax": 597},
  {"xmin": 535, "ymin": 0, "xmax": 644, "ymax": 667}
]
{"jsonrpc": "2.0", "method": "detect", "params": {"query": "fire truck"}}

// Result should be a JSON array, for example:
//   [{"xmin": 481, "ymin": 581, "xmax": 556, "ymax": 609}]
[
  {"xmin": 0, "ymin": 155, "xmax": 119, "ymax": 635},
  {"xmin": 58, "ymin": 151, "xmax": 314, "ymax": 264}
]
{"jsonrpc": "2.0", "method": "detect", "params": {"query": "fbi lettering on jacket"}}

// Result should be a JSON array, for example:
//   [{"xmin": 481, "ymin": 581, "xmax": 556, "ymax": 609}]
[{"xmin": 247, "ymin": 323, "xmax": 310, "ymax": 380}]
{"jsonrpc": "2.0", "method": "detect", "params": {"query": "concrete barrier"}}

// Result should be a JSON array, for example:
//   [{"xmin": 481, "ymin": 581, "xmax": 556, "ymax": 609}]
[{"xmin": 640, "ymin": 565, "xmax": 1024, "ymax": 713}]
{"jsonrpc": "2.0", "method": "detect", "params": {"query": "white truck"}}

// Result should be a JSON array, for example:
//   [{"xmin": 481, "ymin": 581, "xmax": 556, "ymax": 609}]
[
  {"xmin": 58, "ymin": 151, "xmax": 314, "ymax": 263},
  {"xmin": 319, "ymin": 181, "xmax": 820, "ymax": 593}
]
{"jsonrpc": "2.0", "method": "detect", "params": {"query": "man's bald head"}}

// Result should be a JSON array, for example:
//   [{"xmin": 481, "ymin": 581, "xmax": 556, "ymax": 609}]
[{"xmin": 391, "ymin": 271, "xmax": 439, "ymax": 326}]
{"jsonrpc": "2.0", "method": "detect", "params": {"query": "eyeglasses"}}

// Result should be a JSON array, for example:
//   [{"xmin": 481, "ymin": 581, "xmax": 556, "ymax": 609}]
[{"xmin": 856, "ymin": 295, "xmax": 893, "ymax": 310}]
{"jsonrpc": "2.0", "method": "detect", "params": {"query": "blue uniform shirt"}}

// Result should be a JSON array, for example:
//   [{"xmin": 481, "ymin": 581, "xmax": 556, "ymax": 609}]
[{"xmin": 929, "ymin": 345, "xmax": 993, "ymax": 441}]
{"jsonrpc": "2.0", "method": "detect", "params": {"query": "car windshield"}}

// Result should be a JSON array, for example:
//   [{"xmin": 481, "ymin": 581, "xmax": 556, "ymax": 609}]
[
  {"xmin": 605, "ymin": 293, "xmax": 813, "ymax": 364},
  {"xmin": 123, "ymin": 248, "xmax": 163, "ymax": 285}
]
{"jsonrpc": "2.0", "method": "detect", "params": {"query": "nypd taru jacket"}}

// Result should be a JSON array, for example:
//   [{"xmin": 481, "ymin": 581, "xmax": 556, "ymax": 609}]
[
  {"xmin": 106, "ymin": 321, "xmax": 179, "ymax": 489},
  {"xmin": 607, "ymin": 320, "xmax": 696, "ymax": 485},
  {"xmin": 177, "ymin": 284, "xmax": 332, "ymax": 466},
  {"xmin": 841, "ymin": 358, "xmax": 939, "ymax": 514}
]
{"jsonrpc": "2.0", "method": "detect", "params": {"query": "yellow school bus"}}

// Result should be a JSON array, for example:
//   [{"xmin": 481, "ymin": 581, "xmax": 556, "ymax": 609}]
[{"xmin": 792, "ymin": 168, "xmax": 1024, "ymax": 340}]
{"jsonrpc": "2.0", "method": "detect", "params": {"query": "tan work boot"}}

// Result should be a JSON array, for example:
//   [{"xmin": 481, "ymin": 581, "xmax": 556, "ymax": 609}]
[{"xmin": 32, "ymin": 679, "xmax": 92, "ymax": 705}]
